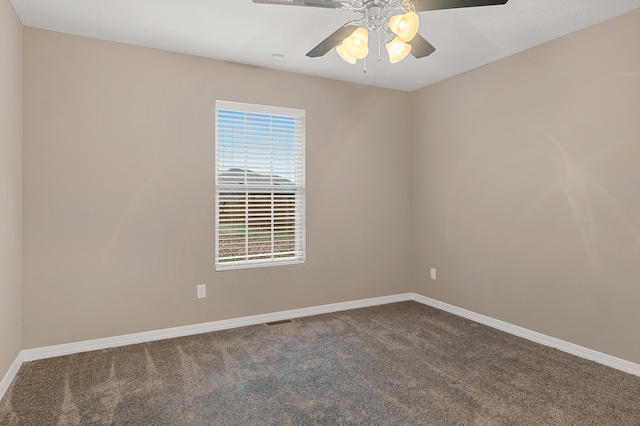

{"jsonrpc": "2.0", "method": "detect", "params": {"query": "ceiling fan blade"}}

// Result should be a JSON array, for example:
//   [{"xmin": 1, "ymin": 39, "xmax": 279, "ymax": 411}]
[
  {"xmin": 306, "ymin": 24, "xmax": 358, "ymax": 58},
  {"xmin": 252, "ymin": 0, "xmax": 347, "ymax": 8},
  {"xmin": 411, "ymin": 0, "xmax": 508, "ymax": 12},
  {"xmin": 408, "ymin": 34, "xmax": 436, "ymax": 58}
]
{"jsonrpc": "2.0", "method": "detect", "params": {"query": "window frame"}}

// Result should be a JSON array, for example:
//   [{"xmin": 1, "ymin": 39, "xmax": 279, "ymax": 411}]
[{"xmin": 214, "ymin": 100, "xmax": 306, "ymax": 271}]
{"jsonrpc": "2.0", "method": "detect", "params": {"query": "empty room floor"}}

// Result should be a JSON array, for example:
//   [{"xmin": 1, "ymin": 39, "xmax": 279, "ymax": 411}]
[{"xmin": 1, "ymin": 302, "xmax": 639, "ymax": 425}]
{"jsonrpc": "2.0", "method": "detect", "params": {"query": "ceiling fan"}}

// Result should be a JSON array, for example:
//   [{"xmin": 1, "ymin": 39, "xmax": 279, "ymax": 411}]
[{"xmin": 253, "ymin": 0, "xmax": 508, "ymax": 65}]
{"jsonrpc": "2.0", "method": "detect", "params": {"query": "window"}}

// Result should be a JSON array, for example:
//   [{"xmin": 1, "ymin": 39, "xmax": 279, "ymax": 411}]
[{"xmin": 215, "ymin": 100, "xmax": 305, "ymax": 270}]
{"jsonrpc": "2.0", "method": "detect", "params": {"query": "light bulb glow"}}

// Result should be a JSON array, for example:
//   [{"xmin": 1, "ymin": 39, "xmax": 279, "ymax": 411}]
[
  {"xmin": 388, "ymin": 11, "xmax": 419, "ymax": 42},
  {"xmin": 336, "ymin": 43, "xmax": 356, "ymax": 64},
  {"xmin": 341, "ymin": 27, "xmax": 369, "ymax": 60},
  {"xmin": 386, "ymin": 37, "xmax": 411, "ymax": 64}
]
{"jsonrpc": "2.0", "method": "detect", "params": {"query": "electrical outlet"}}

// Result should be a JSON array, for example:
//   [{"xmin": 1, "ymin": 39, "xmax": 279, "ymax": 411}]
[
  {"xmin": 430, "ymin": 268, "xmax": 437, "ymax": 280},
  {"xmin": 197, "ymin": 284, "xmax": 206, "ymax": 299}
]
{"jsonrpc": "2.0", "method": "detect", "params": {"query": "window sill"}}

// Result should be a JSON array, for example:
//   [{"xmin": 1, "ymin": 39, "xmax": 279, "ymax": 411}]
[{"xmin": 215, "ymin": 257, "xmax": 305, "ymax": 272}]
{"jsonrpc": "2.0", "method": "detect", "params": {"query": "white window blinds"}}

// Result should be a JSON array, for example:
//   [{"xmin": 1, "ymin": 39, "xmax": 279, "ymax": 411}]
[{"xmin": 215, "ymin": 100, "xmax": 305, "ymax": 270}]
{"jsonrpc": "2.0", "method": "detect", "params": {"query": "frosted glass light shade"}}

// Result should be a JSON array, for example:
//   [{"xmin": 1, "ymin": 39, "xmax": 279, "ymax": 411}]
[
  {"xmin": 336, "ymin": 43, "xmax": 356, "ymax": 64},
  {"xmin": 386, "ymin": 37, "xmax": 411, "ymax": 63},
  {"xmin": 388, "ymin": 11, "xmax": 419, "ymax": 42},
  {"xmin": 342, "ymin": 27, "xmax": 369, "ymax": 60}
]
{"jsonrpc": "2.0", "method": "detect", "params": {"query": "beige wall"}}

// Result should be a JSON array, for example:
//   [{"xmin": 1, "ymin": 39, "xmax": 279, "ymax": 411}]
[
  {"xmin": 22, "ymin": 29, "xmax": 413, "ymax": 348},
  {"xmin": 18, "ymin": 7, "xmax": 640, "ymax": 367},
  {"xmin": 411, "ymin": 9, "xmax": 640, "ymax": 363},
  {"xmin": 0, "ymin": 0, "xmax": 23, "ymax": 378}
]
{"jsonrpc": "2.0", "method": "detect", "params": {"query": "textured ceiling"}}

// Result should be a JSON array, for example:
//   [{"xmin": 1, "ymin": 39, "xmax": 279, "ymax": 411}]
[{"xmin": 9, "ymin": 0, "xmax": 640, "ymax": 91}]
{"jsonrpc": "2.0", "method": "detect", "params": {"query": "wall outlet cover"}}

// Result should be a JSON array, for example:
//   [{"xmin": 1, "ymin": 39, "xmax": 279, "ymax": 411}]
[{"xmin": 197, "ymin": 284, "xmax": 206, "ymax": 299}]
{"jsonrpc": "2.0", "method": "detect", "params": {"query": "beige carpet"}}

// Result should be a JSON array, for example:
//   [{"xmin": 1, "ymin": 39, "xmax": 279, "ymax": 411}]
[{"xmin": 1, "ymin": 301, "xmax": 639, "ymax": 425}]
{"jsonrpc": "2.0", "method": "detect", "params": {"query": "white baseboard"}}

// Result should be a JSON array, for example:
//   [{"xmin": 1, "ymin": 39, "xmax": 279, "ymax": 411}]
[
  {"xmin": 3, "ymin": 291, "xmax": 638, "ymax": 400},
  {"xmin": 410, "ymin": 293, "xmax": 640, "ymax": 377},
  {"xmin": 21, "ymin": 293, "xmax": 414, "ymax": 362},
  {"xmin": 0, "ymin": 352, "xmax": 23, "ymax": 402}
]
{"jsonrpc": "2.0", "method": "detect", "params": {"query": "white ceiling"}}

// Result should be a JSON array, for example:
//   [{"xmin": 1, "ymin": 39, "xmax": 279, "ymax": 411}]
[{"xmin": 9, "ymin": 0, "xmax": 640, "ymax": 91}]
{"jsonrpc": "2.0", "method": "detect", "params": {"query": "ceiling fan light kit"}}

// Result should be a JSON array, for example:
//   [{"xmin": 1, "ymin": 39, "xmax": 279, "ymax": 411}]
[
  {"xmin": 388, "ymin": 10, "xmax": 420, "ymax": 42},
  {"xmin": 386, "ymin": 36, "xmax": 412, "ymax": 63},
  {"xmin": 336, "ymin": 43, "xmax": 357, "ymax": 63},
  {"xmin": 341, "ymin": 27, "xmax": 370, "ymax": 59},
  {"xmin": 253, "ymin": 0, "xmax": 509, "ymax": 65}
]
